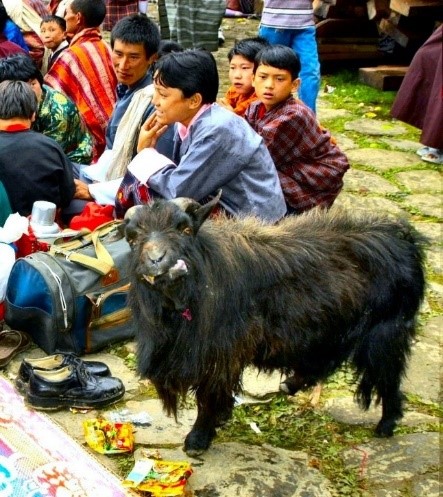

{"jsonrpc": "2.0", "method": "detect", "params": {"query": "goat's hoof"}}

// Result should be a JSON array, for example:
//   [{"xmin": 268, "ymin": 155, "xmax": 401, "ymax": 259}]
[
  {"xmin": 184, "ymin": 428, "xmax": 215, "ymax": 456},
  {"xmin": 375, "ymin": 420, "xmax": 396, "ymax": 438},
  {"xmin": 184, "ymin": 446, "xmax": 206, "ymax": 457},
  {"xmin": 279, "ymin": 381, "xmax": 292, "ymax": 394},
  {"xmin": 279, "ymin": 380, "xmax": 300, "ymax": 395}
]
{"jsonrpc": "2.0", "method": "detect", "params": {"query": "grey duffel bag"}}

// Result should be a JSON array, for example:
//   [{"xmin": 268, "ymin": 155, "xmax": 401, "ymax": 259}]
[{"xmin": 5, "ymin": 222, "xmax": 135, "ymax": 355}]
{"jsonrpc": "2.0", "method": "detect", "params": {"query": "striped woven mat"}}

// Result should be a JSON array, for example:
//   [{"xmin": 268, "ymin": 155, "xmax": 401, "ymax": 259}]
[{"xmin": 0, "ymin": 376, "xmax": 136, "ymax": 497}]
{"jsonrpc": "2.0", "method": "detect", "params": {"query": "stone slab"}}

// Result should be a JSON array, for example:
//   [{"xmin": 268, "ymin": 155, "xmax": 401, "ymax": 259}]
[
  {"xmin": 413, "ymin": 222, "xmax": 442, "ymax": 245},
  {"xmin": 317, "ymin": 107, "xmax": 351, "ymax": 121},
  {"xmin": 403, "ymin": 315, "xmax": 442, "ymax": 403},
  {"xmin": 324, "ymin": 396, "xmax": 438, "ymax": 428},
  {"xmin": 332, "ymin": 193, "xmax": 408, "ymax": 216},
  {"xmin": 395, "ymin": 170, "xmax": 442, "ymax": 193},
  {"xmin": 333, "ymin": 134, "xmax": 358, "ymax": 151},
  {"xmin": 425, "ymin": 248, "xmax": 443, "ymax": 275},
  {"xmin": 380, "ymin": 138, "xmax": 422, "ymax": 152},
  {"xmin": 147, "ymin": 442, "xmax": 334, "ymax": 497},
  {"xmin": 242, "ymin": 367, "xmax": 282, "ymax": 398},
  {"xmin": 345, "ymin": 149, "xmax": 421, "ymax": 170},
  {"xmin": 344, "ymin": 119, "xmax": 407, "ymax": 136},
  {"xmin": 427, "ymin": 281, "xmax": 443, "ymax": 308},
  {"xmin": 343, "ymin": 168, "xmax": 400, "ymax": 194},
  {"xmin": 342, "ymin": 433, "xmax": 440, "ymax": 497},
  {"xmin": 404, "ymin": 194, "xmax": 443, "ymax": 218},
  {"xmin": 125, "ymin": 399, "xmax": 197, "ymax": 446}
]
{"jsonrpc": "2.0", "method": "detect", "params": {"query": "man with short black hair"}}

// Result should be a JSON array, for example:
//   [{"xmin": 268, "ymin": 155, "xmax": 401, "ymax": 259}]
[
  {"xmin": 0, "ymin": 80, "xmax": 75, "ymax": 216},
  {"xmin": 74, "ymin": 14, "xmax": 175, "ymax": 205}
]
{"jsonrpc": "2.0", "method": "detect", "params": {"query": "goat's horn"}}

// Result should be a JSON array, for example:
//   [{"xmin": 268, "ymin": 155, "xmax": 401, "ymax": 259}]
[
  {"xmin": 124, "ymin": 205, "xmax": 143, "ymax": 220},
  {"xmin": 171, "ymin": 190, "xmax": 222, "ymax": 212},
  {"xmin": 171, "ymin": 197, "xmax": 200, "ymax": 212}
]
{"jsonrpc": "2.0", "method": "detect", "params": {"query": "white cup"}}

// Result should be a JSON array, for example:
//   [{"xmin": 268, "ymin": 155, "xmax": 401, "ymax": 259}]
[
  {"xmin": 31, "ymin": 201, "xmax": 57, "ymax": 226},
  {"xmin": 30, "ymin": 201, "xmax": 60, "ymax": 237}
]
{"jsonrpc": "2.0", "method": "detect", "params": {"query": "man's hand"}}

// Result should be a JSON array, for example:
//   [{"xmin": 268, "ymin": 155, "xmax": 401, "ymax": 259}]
[
  {"xmin": 74, "ymin": 179, "xmax": 93, "ymax": 200},
  {"xmin": 137, "ymin": 112, "xmax": 168, "ymax": 152}
]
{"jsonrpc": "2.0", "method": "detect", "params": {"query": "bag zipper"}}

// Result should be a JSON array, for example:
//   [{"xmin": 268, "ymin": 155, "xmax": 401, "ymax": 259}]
[
  {"xmin": 35, "ymin": 259, "xmax": 68, "ymax": 329},
  {"xmin": 88, "ymin": 284, "xmax": 131, "ymax": 329}
]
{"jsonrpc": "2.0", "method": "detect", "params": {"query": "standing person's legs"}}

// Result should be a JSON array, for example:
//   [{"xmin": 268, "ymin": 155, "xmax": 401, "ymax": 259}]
[
  {"xmin": 164, "ymin": 0, "xmax": 178, "ymax": 41},
  {"xmin": 258, "ymin": 25, "xmax": 292, "ymax": 47},
  {"xmin": 291, "ymin": 27, "xmax": 320, "ymax": 113},
  {"xmin": 259, "ymin": 25, "xmax": 320, "ymax": 113}
]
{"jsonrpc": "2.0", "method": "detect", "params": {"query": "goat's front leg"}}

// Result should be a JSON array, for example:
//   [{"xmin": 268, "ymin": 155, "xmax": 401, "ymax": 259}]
[{"xmin": 184, "ymin": 388, "xmax": 234, "ymax": 456}]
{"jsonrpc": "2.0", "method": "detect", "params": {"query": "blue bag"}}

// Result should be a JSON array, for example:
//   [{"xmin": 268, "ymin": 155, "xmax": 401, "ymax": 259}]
[{"xmin": 4, "ymin": 222, "xmax": 134, "ymax": 354}]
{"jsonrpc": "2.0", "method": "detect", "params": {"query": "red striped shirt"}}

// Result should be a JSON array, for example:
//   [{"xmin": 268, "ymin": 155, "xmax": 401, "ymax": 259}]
[{"xmin": 44, "ymin": 28, "xmax": 117, "ymax": 160}]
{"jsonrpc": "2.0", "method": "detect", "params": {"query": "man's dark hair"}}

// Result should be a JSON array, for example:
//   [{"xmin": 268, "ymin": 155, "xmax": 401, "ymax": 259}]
[
  {"xmin": 41, "ymin": 14, "xmax": 66, "ymax": 31},
  {"xmin": 228, "ymin": 36, "xmax": 269, "ymax": 63},
  {"xmin": 0, "ymin": 80, "xmax": 38, "ymax": 119},
  {"xmin": 158, "ymin": 40, "xmax": 183, "ymax": 58},
  {"xmin": 154, "ymin": 49, "xmax": 219, "ymax": 104},
  {"xmin": 111, "ymin": 14, "xmax": 160, "ymax": 59},
  {"xmin": 70, "ymin": 0, "xmax": 106, "ymax": 28},
  {"xmin": 0, "ymin": 53, "xmax": 44, "ymax": 87},
  {"xmin": 254, "ymin": 45, "xmax": 301, "ymax": 80}
]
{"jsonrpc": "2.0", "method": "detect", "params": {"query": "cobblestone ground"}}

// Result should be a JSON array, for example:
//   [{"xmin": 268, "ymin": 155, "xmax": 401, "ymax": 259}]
[{"xmin": 3, "ymin": 12, "xmax": 442, "ymax": 497}]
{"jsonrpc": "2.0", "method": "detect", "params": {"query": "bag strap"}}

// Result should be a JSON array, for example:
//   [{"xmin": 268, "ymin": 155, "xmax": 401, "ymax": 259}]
[
  {"xmin": 50, "ymin": 247, "xmax": 114, "ymax": 275},
  {"xmin": 51, "ymin": 221, "xmax": 121, "ymax": 251},
  {"xmin": 51, "ymin": 228, "xmax": 92, "ymax": 250},
  {"xmin": 50, "ymin": 222, "xmax": 122, "ymax": 276}
]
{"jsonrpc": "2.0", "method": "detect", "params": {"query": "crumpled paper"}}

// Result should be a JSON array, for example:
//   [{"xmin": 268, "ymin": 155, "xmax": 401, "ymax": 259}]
[
  {"xmin": 123, "ymin": 453, "xmax": 193, "ymax": 496},
  {"xmin": 0, "ymin": 213, "xmax": 29, "ymax": 244},
  {"xmin": 83, "ymin": 418, "xmax": 134, "ymax": 454}
]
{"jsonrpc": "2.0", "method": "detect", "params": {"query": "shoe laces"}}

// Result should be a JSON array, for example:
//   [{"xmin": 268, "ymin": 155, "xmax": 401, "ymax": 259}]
[{"xmin": 75, "ymin": 363, "xmax": 94, "ymax": 388}]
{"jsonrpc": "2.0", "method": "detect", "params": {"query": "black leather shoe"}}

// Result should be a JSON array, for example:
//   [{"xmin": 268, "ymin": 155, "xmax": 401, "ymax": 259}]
[
  {"xmin": 15, "ymin": 353, "xmax": 111, "ymax": 393},
  {"xmin": 26, "ymin": 364, "xmax": 125, "ymax": 410}
]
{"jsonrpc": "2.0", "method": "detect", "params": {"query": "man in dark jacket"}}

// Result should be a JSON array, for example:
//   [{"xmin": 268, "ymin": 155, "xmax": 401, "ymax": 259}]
[{"xmin": 0, "ymin": 80, "xmax": 75, "ymax": 216}]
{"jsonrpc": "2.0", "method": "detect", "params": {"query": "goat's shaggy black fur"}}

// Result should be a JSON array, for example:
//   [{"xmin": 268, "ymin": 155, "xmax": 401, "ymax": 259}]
[{"xmin": 123, "ymin": 195, "xmax": 426, "ymax": 456}]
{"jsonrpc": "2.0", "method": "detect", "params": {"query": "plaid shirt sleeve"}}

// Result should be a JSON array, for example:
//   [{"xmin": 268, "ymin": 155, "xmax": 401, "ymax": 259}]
[
  {"xmin": 246, "ymin": 99, "xmax": 349, "ymax": 213},
  {"xmin": 115, "ymin": 170, "xmax": 152, "ymax": 219}
]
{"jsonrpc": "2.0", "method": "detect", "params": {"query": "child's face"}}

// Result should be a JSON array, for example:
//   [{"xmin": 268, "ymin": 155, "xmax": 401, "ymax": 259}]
[
  {"xmin": 253, "ymin": 63, "xmax": 299, "ymax": 111},
  {"xmin": 152, "ymin": 76, "xmax": 200, "ymax": 127},
  {"xmin": 40, "ymin": 21, "xmax": 66, "ymax": 50},
  {"xmin": 228, "ymin": 54, "xmax": 255, "ymax": 95}
]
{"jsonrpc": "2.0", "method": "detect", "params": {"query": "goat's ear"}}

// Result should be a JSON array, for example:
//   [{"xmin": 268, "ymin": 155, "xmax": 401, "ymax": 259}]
[
  {"xmin": 188, "ymin": 189, "xmax": 222, "ymax": 231},
  {"xmin": 120, "ymin": 205, "xmax": 143, "ymax": 246}
]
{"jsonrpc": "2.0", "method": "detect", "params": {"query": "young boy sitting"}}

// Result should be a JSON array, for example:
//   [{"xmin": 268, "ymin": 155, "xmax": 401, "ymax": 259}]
[
  {"xmin": 245, "ymin": 44, "xmax": 350, "ymax": 214},
  {"xmin": 40, "ymin": 15, "xmax": 69, "ymax": 72},
  {"xmin": 115, "ymin": 49, "xmax": 286, "ymax": 222},
  {"xmin": 218, "ymin": 37, "xmax": 269, "ymax": 117}
]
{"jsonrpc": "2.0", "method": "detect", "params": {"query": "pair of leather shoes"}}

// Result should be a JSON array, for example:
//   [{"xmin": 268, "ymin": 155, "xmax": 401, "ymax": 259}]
[
  {"xmin": 15, "ymin": 352, "xmax": 110, "ymax": 393},
  {"xmin": 25, "ymin": 363, "xmax": 125, "ymax": 411}
]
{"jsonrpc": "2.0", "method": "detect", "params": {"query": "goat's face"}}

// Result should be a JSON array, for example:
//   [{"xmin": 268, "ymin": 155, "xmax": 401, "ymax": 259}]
[{"xmin": 122, "ymin": 191, "xmax": 221, "ymax": 286}]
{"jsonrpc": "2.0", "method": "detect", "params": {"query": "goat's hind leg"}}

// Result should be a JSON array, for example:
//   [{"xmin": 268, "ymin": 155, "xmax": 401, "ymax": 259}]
[
  {"xmin": 354, "ymin": 318, "xmax": 414, "ymax": 437},
  {"xmin": 184, "ymin": 388, "xmax": 234, "ymax": 456}
]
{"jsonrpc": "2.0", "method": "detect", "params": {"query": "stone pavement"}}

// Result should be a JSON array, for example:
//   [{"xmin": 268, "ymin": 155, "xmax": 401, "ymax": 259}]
[
  {"xmin": 2, "ymin": 7, "xmax": 442, "ymax": 492},
  {"xmin": 4, "ymin": 91, "xmax": 441, "ymax": 497}
]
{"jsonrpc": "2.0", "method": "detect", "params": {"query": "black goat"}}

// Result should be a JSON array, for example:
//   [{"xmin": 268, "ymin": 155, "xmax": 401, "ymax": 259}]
[{"xmin": 123, "ymin": 193, "xmax": 426, "ymax": 456}]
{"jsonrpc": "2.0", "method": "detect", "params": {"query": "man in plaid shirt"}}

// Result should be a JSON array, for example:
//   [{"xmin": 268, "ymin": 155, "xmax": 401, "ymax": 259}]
[
  {"xmin": 103, "ymin": 0, "xmax": 139, "ymax": 32},
  {"xmin": 245, "ymin": 45, "xmax": 349, "ymax": 215}
]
